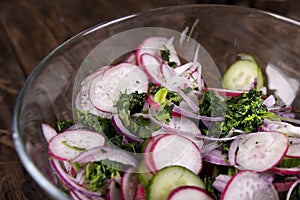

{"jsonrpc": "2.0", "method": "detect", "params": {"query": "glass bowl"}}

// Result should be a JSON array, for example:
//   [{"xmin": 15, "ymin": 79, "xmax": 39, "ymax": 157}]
[{"xmin": 13, "ymin": 4, "xmax": 300, "ymax": 200}]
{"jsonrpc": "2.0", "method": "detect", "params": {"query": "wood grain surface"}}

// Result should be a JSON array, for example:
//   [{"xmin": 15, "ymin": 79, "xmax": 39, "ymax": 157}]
[{"xmin": 0, "ymin": 0, "xmax": 300, "ymax": 199}]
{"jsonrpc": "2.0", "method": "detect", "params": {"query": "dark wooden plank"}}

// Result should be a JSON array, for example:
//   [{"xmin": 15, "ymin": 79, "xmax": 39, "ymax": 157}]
[
  {"xmin": 0, "ymin": 1, "xmax": 52, "ymax": 199},
  {"xmin": 0, "ymin": 2, "xmax": 60, "ymax": 75}
]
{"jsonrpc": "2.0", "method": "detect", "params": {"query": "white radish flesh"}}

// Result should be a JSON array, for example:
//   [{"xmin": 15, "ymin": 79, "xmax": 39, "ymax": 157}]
[
  {"xmin": 89, "ymin": 63, "xmax": 149, "ymax": 113},
  {"xmin": 221, "ymin": 171, "xmax": 279, "ymax": 200},
  {"xmin": 152, "ymin": 116, "xmax": 203, "ymax": 150},
  {"xmin": 168, "ymin": 186, "xmax": 214, "ymax": 200},
  {"xmin": 235, "ymin": 131, "xmax": 288, "ymax": 172},
  {"xmin": 150, "ymin": 134, "xmax": 202, "ymax": 174},
  {"xmin": 48, "ymin": 130, "xmax": 106, "ymax": 161},
  {"xmin": 140, "ymin": 53, "xmax": 163, "ymax": 85}
]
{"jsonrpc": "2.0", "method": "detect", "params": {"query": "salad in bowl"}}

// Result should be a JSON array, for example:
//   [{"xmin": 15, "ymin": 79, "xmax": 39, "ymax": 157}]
[{"xmin": 42, "ymin": 34, "xmax": 300, "ymax": 200}]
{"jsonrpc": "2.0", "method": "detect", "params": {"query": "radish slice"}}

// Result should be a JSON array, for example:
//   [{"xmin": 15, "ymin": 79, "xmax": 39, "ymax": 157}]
[
  {"xmin": 89, "ymin": 63, "xmax": 149, "ymax": 113},
  {"xmin": 204, "ymin": 87, "xmax": 244, "ymax": 97},
  {"xmin": 234, "ymin": 131, "xmax": 288, "ymax": 172},
  {"xmin": 134, "ymin": 183, "xmax": 145, "ymax": 200},
  {"xmin": 140, "ymin": 53, "xmax": 163, "ymax": 85},
  {"xmin": 106, "ymin": 179, "xmax": 122, "ymax": 200},
  {"xmin": 136, "ymin": 36, "xmax": 180, "ymax": 66},
  {"xmin": 149, "ymin": 134, "xmax": 202, "ymax": 174},
  {"xmin": 48, "ymin": 130, "xmax": 106, "ymax": 161},
  {"xmin": 168, "ymin": 186, "xmax": 214, "ymax": 200},
  {"xmin": 286, "ymin": 137, "xmax": 300, "ymax": 158},
  {"xmin": 270, "ymin": 166, "xmax": 300, "ymax": 175},
  {"xmin": 42, "ymin": 123, "xmax": 57, "ymax": 142},
  {"xmin": 121, "ymin": 168, "xmax": 139, "ymax": 200},
  {"xmin": 75, "ymin": 66, "xmax": 113, "ymax": 118},
  {"xmin": 152, "ymin": 116, "xmax": 203, "ymax": 150},
  {"xmin": 221, "ymin": 171, "xmax": 279, "ymax": 200},
  {"xmin": 143, "ymin": 135, "xmax": 165, "ymax": 173}
]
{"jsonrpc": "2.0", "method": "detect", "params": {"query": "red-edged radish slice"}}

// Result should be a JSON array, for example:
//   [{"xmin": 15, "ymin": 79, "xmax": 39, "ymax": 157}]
[
  {"xmin": 140, "ymin": 53, "xmax": 163, "ymax": 85},
  {"xmin": 48, "ymin": 130, "xmax": 106, "ymax": 161},
  {"xmin": 152, "ymin": 116, "xmax": 203, "ymax": 150},
  {"xmin": 234, "ymin": 131, "xmax": 288, "ymax": 172},
  {"xmin": 143, "ymin": 135, "xmax": 165, "ymax": 174},
  {"xmin": 203, "ymin": 87, "xmax": 244, "ymax": 97},
  {"xmin": 270, "ymin": 166, "xmax": 300, "ymax": 175},
  {"xmin": 136, "ymin": 36, "xmax": 180, "ymax": 66},
  {"xmin": 89, "ymin": 63, "xmax": 149, "ymax": 113},
  {"xmin": 134, "ymin": 183, "xmax": 146, "ymax": 200},
  {"xmin": 106, "ymin": 179, "xmax": 122, "ymax": 200},
  {"xmin": 221, "ymin": 171, "xmax": 279, "ymax": 200},
  {"xmin": 168, "ymin": 186, "xmax": 214, "ymax": 200},
  {"xmin": 121, "ymin": 168, "xmax": 139, "ymax": 200},
  {"xmin": 149, "ymin": 134, "xmax": 202, "ymax": 174},
  {"xmin": 42, "ymin": 123, "xmax": 57, "ymax": 142},
  {"xmin": 75, "ymin": 66, "xmax": 113, "ymax": 118},
  {"xmin": 286, "ymin": 137, "xmax": 300, "ymax": 158}
]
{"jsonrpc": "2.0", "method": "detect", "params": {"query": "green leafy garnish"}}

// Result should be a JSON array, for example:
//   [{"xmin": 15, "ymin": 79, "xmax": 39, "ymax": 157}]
[
  {"xmin": 160, "ymin": 47, "xmax": 178, "ymax": 68},
  {"xmin": 85, "ymin": 161, "xmax": 121, "ymax": 193},
  {"xmin": 199, "ymin": 89, "xmax": 272, "ymax": 153}
]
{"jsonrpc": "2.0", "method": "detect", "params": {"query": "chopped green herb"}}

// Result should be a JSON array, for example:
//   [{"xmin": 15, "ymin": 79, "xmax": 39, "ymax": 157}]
[
  {"xmin": 61, "ymin": 141, "xmax": 86, "ymax": 151},
  {"xmin": 160, "ymin": 47, "xmax": 178, "ymax": 68}
]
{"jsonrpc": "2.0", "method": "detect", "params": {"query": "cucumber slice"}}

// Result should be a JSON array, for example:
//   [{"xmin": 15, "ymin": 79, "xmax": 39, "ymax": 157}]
[
  {"xmin": 147, "ymin": 165, "xmax": 205, "ymax": 200},
  {"xmin": 222, "ymin": 58, "xmax": 264, "ymax": 90}
]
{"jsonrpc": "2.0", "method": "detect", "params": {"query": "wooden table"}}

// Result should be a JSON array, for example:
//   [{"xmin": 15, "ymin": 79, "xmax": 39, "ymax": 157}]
[{"xmin": 0, "ymin": 0, "xmax": 300, "ymax": 199}]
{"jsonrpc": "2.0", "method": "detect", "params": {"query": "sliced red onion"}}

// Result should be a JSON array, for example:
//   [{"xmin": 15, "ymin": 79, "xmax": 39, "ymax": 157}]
[
  {"xmin": 213, "ymin": 174, "xmax": 231, "ymax": 192},
  {"xmin": 201, "ymin": 141, "xmax": 219, "ymax": 157},
  {"xmin": 263, "ymin": 95, "xmax": 276, "ymax": 107},
  {"xmin": 228, "ymin": 136, "xmax": 241, "ymax": 167},
  {"xmin": 111, "ymin": 114, "xmax": 143, "ymax": 143},
  {"xmin": 172, "ymin": 105, "xmax": 224, "ymax": 122},
  {"xmin": 174, "ymin": 62, "xmax": 193, "ymax": 74},
  {"xmin": 70, "ymin": 190, "xmax": 95, "ymax": 200},
  {"xmin": 71, "ymin": 146, "xmax": 138, "ymax": 168},
  {"xmin": 75, "ymin": 167, "xmax": 86, "ymax": 185},
  {"xmin": 50, "ymin": 159, "xmax": 103, "ymax": 199},
  {"xmin": 168, "ymin": 86, "xmax": 199, "ymax": 113},
  {"xmin": 204, "ymin": 149, "xmax": 230, "ymax": 166}
]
